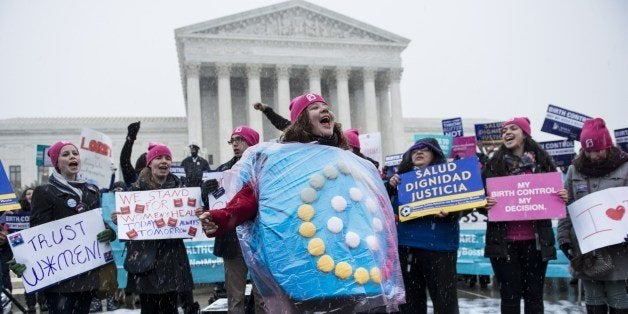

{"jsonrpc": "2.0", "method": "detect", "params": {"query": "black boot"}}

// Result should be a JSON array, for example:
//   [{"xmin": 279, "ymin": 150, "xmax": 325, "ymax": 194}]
[
  {"xmin": 587, "ymin": 304, "xmax": 608, "ymax": 314},
  {"xmin": 609, "ymin": 306, "xmax": 628, "ymax": 314}
]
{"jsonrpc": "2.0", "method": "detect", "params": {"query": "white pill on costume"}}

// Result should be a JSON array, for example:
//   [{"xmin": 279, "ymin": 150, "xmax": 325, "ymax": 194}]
[
  {"xmin": 309, "ymin": 174, "xmax": 325, "ymax": 190},
  {"xmin": 345, "ymin": 231, "xmax": 360, "ymax": 248},
  {"xmin": 331, "ymin": 196, "xmax": 347, "ymax": 212},
  {"xmin": 337, "ymin": 161, "xmax": 350, "ymax": 174},
  {"xmin": 365, "ymin": 235, "xmax": 379, "ymax": 251},
  {"xmin": 327, "ymin": 217, "xmax": 344, "ymax": 233},
  {"xmin": 365, "ymin": 198, "xmax": 377, "ymax": 214},
  {"xmin": 372, "ymin": 218, "xmax": 383, "ymax": 232},
  {"xmin": 323, "ymin": 165, "xmax": 338, "ymax": 179},
  {"xmin": 300, "ymin": 187, "xmax": 317, "ymax": 204},
  {"xmin": 349, "ymin": 188, "xmax": 363, "ymax": 202}
]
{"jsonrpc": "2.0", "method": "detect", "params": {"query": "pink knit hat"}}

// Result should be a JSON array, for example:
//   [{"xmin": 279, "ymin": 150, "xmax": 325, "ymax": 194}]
[
  {"xmin": 146, "ymin": 144, "xmax": 172, "ymax": 166},
  {"xmin": 48, "ymin": 141, "xmax": 78, "ymax": 168},
  {"xmin": 343, "ymin": 128, "xmax": 361, "ymax": 150},
  {"xmin": 232, "ymin": 126, "xmax": 259, "ymax": 146},
  {"xmin": 503, "ymin": 117, "xmax": 531, "ymax": 136},
  {"xmin": 289, "ymin": 93, "xmax": 328, "ymax": 123},
  {"xmin": 580, "ymin": 118, "xmax": 613, "ymax": 151}
]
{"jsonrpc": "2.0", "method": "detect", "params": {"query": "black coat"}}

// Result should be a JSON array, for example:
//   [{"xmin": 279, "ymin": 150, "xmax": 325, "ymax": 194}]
[
  {"xmin": 30, "ymin": 179, "xmax": 102, "ymax": 293},
  {"xmin": 213, "ymin": 156, "xmax": 242, "ymax": 259},
  {"xmin": 125, "ymin": 171, "xmax": 194, "ymax": 294},
  {"xmin": 181, "ymin": 156, "xmax": 211, "ymax": 187}
]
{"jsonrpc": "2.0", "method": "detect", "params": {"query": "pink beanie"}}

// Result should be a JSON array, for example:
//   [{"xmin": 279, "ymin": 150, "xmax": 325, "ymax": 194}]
[
  {"xmin": 289, "ymin": 93, "xmax": 328, "ymax": 123},
  {"xmin": 580, "ymin": 118, "xmax": 613, "ymax": 151},
  {"xmin": 48, "ymin": 141, "xmax": 78, "ymax": 168},
  {"xmin": 146, "ymin": 144, "xmax": 172, "ymax": 166},
  {"xmin": 343, "ymin": 128, "xmax": 361, "ymax": 150},
  {"xmin": 232, "ymin": 126, "xmax": 259, "ymax": 146},
  {"xmin": 503, "ymin": 117, "xmax": 531, "ymax": 136}
]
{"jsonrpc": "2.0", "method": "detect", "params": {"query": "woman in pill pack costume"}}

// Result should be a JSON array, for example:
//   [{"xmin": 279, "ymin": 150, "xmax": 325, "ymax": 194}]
[{"xmin": 200, "ymin": 93, "xmax": 405, "ymax": 313}]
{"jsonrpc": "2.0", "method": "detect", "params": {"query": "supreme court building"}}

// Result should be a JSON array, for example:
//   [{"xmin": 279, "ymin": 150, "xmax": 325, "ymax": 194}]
[{"xmin": 175, "ymin": 0, "xmax": 410, "ymax": 163}]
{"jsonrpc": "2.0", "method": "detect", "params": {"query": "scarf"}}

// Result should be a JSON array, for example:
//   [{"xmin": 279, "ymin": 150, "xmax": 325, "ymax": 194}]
[
  {"xmin": 49, "ymin": 170, "xmax": 87, "ymax": 202},
  {"xmin": 311, "ymin": 133, "xmax": 339, "ymax": 147},
  {"xmin": 504, "ymin": 151, "xmax": 538, "ymax": 175},
  {"xmin": 576, "ymin": 147, "xmax": 628, "ymax": 177}
]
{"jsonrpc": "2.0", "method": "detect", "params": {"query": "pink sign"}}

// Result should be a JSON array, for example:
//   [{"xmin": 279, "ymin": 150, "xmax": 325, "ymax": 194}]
[
  {"xmin": 450, "ymin": 136, "xmax": 477, "ymax": 159},
  {"xmin": 486, "ymin": 172, "xmax": 565, "ymax": 221}
]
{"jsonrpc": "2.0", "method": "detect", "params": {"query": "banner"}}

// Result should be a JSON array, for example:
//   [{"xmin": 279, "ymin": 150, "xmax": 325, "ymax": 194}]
[
  {"xmin": 79, "ymin": 128, "xmax": 114, "ymax": 189},
  {"xmin": 8, "ymin": 209, "xmax": 113, "ymax": 293},
  {"xmin": 397, "ymin": 157, "xmax": 486, "ymax": 221},
  {"xmin": 566, "ymin": 187, "xmax": 627, "ymax": 254},
  {"xmin": 359, "ymin": 132, "xmax": 383, "ymax": 168},
  {"xmin": 474, "ymin": 122, "xmax": 504, "ymax": 145},
  {"xmin": 541, "ymin": 104, "xmax": 591, "ymax": 140},
  {"xmin": 115, "ymin": 187, "xmax": 202, "ymax": 240},
  {"xmin": 451, "ymin": 136, "xmax": 477, "ymax": 159},
  {"xmin": 615, "ymin": 128, "xmax": 628, "ymax": 153},
  {"xmin": 414, "ymin": 133, "xmax": 453, "ymax": 158},
  {"xmin": 487, "ymin": 172, "xmax": 565, "ymax": 221},
  {"xmin": 36, "ymin": 145, "xmax": 53, "ymax": 167},
  {"xmin": 538, "ymin": 140, "xmax": 575, "ymax": 168},
  {"xmin": 101, "ymin": 193, "xmax": 225, "ymax": 287},
  {"xmin": 384, "ymin": 153, "xmax": 404, "ymax": 178},
  {"xmin": 442, "ymin": 117, "xmax": 464, "ymax": 138},
  {"xmin": 0, "ymin": 160, "xmax": 21, "ymax": 212},
  {"xmin": 0, "ymin": 211, "xmax": 30, "ymax": 231}
]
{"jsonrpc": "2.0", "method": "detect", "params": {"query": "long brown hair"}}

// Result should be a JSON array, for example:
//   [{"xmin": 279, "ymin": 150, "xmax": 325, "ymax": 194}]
[{"xmin": 280, "ymin": 108, "xmax": 349, "ymax": 150}]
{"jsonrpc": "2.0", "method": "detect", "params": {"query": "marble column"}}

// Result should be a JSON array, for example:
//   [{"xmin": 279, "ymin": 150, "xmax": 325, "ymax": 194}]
[
  {"xmin": 216, "ymin": 63, "xmax": 233, "ymax": 163},
  {"xmin": 335, "ymin": 67, "xmax": 351, "ymax": 129},
  {"xmin": 276, "ymin": 65, "xmax": 291, "ymax": 118},
  {"xmin": 185, "ymin": 63, "xmax": 203, "ymax": 147},
  {"xmin": 377, "ymin": 74, "xmax": 393, "ymax": 155},
  {"xmin": 307, "ymin": 65, "xmax": 322, "ymax": 94},
  {"xmin": 363, "ymin": 68, "xmax": 378, "ymax": 134},
  {"xmin": 390, "ymin": 68, "xmax": 404, "ymax": 154},
  {"xmin": 246, "ymin": 64, "xmax": 264, "ymax": 140}
]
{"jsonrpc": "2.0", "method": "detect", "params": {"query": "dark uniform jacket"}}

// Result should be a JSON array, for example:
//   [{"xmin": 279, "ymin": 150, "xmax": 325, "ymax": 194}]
[{"xmin": 181, "ymin": 156, "xmax": 211, "ymax": 187}]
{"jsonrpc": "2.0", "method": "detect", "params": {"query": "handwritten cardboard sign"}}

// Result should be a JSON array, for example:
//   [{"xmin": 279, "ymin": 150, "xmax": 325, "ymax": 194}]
[
  {"xmin": 201, "ymin": 172, "xmax": 229, "ymax": 211},
  {"xmin": 8, "ymin": 209, "xmax": 113, "ymax": 293},
  {"xmin": 487, "ymin": 172, "xmax": 565, "ymax": 221},
  {"xmin": 116, "ymin": 187, "xmax": 202, "ymax": 240},
  {"xmin": 567, "ymin": 187, "xmax": 628, "ymax": 254},
  {"xmin": 442, "ymin": 117, "xmax": 464, "ymax": 137},
  {"xmin": 540, "ymin": 104, "xmax": 591, "ymax": 140},
  {"xmin": 451, "ymin": 136, "xmax": 477, "ymax": 159},
  {"xmin": 359, "ymin": 132, "xmax": 383, "ymax": 168},
  {"xmin": 397, "ymin": 157, "xmax": 486, "ymax": 221},
  {"xmin": 79, "ymin": 128, "xmax": 114, "ymax": 189}
]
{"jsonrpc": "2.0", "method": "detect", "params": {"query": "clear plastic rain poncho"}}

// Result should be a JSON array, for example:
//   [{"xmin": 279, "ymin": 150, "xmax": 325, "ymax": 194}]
[{"xmin": 223, "ymin": 142, "xmax": 405, "ymax": 313}]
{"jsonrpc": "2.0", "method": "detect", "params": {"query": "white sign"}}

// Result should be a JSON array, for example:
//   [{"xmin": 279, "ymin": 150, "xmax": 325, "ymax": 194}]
[
  {"xmin": 79, "ymin": 128, "xmax": 114, "ymax": 189},
  {"xmin": 359, "ymin": 132, "xmax": 382, "ymax": 168},
  {"xmin": 8, "ymin": 209, "xmax": 112, "ymax": 293},
  {"xmin": 115, "ymin": 187, "xmax": 202, "ymax": 240},
  {"xmin": 567, "ymin": 187, "xmax": 628, "ymax": 254},
  {"xmin": 202, "ymin": 172, "xmax": 229, "ymax": 211}
]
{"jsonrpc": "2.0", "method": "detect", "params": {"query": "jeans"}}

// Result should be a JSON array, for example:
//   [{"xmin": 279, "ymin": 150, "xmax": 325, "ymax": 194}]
[
  {"xmin": 490, "ymin": 240, "xmax": 548, "ymax": 314},
  {"xmin": 582, "ymin": 279, "xmax": 628, "ymax": 309},
  {"xmin": 398, "ymin": 246, "xmax": 459, "ymax": 314},
  {"xmin": 45, "ymin": 291, "xmax": 94, "ymax": 314},
  {"xmin": 224, "ymin": 254, "xmax": 266, "ymax": 314}
]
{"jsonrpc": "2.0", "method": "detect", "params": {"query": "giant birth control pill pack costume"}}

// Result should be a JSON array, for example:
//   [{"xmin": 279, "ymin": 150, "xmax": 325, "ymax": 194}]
[{"xmin": 223, "ymin": 142, "xmax": 405, "ymax": 312}]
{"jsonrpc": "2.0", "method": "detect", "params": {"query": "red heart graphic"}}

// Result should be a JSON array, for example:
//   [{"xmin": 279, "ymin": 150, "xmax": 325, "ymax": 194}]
[{"xmin": 606, "ymin": 205, "xmax": 625, "ymax": 221}]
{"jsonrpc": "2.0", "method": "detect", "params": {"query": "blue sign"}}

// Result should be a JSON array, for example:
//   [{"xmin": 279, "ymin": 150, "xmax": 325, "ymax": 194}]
[
  {"xmin": 397, "ymin": 157, "xmax": 486, "ymax": 221},
  {"xmin": 101, "ymin": 193, "xmax": 225, "ymax": 288},
  {"xmin": 414, "ymin": 133, "xmax": 453, "ymax": 158},
  {"xmin": 615, "ymin": 128, "xmax": 628, "ymax": 153},
  {"xmin": 0, "ymin": 211, "xmax": 30, "ymax": 231},
  {"xmin": 539, "ymin": 140, "xmax": 575, "ymax": 168},
  {"xmin": 442, "ymin": 117, "xmax": 464, "ymax": 137},
  {"xmin": 0, "ymin": 160, "xmax": 21, "ymax": 212},
  {"xmin": 541, "ymin": 104, "xmax": 591, "ymax": 140},
  {"xmin": 474, "ymin": 122, "xmax": 503, "ymax": 144},
  {"xmin": 384, "ymin": 153, "xmax": 403, "ymax": 178}
]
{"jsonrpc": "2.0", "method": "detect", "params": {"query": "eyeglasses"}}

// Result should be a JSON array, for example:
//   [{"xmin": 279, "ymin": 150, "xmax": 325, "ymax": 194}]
[{"xmin": 227, "ymin": 137, "xmax": 246, "ymax": 145}]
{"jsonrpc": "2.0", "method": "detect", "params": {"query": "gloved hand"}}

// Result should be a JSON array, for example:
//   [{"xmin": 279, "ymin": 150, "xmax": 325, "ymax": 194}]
[
  {"xmin": 7, "ymin": 259, "xmax": 26, "ymax": 277},
  {"xmin": 201, "ymin": 179, "xmax": 219, "ymax": 210},
  {"xmin": 97, "ymin": 229, "xmax": 116, "ymax": 243},
  {"xmin": 559, "ymin": 243, "xmax": 574, "ymax": 260},
  {"xmin": 126, "ymin": 121, "xmax": 141, "ymax": 141},
  {"xmin": 253, "ymin": 102, "xmax": 268, "ymax": 111}
]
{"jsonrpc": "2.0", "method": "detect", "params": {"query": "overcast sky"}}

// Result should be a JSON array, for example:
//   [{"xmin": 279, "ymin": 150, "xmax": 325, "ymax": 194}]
[{"xmin": 1, "ymin": 0, "xmax": 626, "ymax": 142}]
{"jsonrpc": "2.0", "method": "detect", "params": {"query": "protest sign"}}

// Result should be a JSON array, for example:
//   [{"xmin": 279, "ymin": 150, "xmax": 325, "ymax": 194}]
[
  {"xmin": 0, "ymin": 160, "xmax": 21, "ymax": 212},
  {"xmin": 0, "ymin": 211, "xmax": 30, "ymax": 231},
  {"xmin": 79, "ymin": 128, "xmax": 114, "ymax": 189},
  {"xmin": 539, "ymin": 140, "xmax": 575, "ymax": 168},
  {"xmin": 397, "ymin": 157, "xmax": 486, "ymax": 221},
  {"xmin": 567, "ymin": 187, "xmax": 628, "ymax": 254},
  {"xmin": 414, "ymin": 133, "xmax": 453, "ymax": 158},
  {"xmin": 615, "ymin": 128, "xmax": 628, "ymax": 153},
  {"xmin": 487, "ymin": 172, "xmax": 565, "ymax": 221},
  {"xmin": 442, "ymin": 117, "xmax": 464, "ymax": 137},
  {"xmin": 451, "ymin": 136, "xmax": 477, "ymax": 159},
  {"xmin": 474, "ymin": 122, "xmax": 504, "ymax": 145},
  {"xmin": 541, "ymin": 104, "xmax": 591, "ymax": 140},
  {"xmin": 359, "ymin": 132, "xmax": 383, "ymax": 168},
  {"xmin": 8, "ymin": 209, "xmax": 113, "ymax": 293},
  {"xmin": 384, "ymin": 153, "xmax": 403, "ymax": 178},
  {"xmin": 36, "ymin": 145, "xmax": 53, "ymax": 167},
  {"xmin": 201, "ymin": 172, "xmax": 229, "ymax": 210},
  {"xmin": 115, "ymin": 187, "xmax": 202, "ymax": 240}
]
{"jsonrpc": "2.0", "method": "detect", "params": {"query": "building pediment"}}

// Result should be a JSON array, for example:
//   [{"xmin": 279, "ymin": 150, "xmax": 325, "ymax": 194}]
[{"xmin": 175, "ymin": 0, "xmax": 409, "ymax": 45}]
